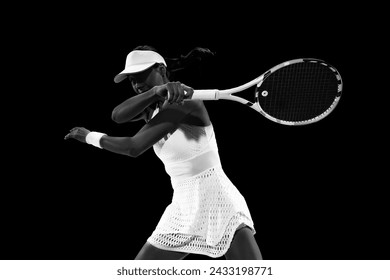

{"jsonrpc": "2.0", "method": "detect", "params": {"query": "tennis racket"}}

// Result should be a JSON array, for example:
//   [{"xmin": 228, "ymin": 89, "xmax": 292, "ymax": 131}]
[{"xmin": 188, "ymin": 58, "xmax": 343, "ymax": 125}]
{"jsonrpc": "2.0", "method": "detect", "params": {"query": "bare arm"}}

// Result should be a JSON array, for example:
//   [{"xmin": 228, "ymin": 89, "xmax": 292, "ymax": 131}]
[
  {"xmin": 111, "ymin": 88, "xmax": 161, "ymax": 124},
  {"xmin": 65, "ymin": 83, "xmax": 206, "ymax": 157},
  {"xmin": 101, "ymin": 103, "xmax": 193, "ymax": 157},
  {"xmin": 65, "ymin": 102, "xmax": 197, "ymax": 157}
]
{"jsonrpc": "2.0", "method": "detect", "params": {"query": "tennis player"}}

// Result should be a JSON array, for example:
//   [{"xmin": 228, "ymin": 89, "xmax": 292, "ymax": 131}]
[{"xmin": 65, "ymin": 46, "xmax": 262, "ymax": 260}]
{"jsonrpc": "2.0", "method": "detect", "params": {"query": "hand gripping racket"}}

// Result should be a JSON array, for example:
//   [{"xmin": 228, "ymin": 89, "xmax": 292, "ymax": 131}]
[{"xmin": 189, "ymin": 58, "xmax": 343, "ymax": 125}]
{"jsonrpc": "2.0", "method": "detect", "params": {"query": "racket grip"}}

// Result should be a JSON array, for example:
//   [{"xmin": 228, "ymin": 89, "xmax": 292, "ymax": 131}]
[{"xmin": 188, "ymin": 89, "xmax": 220, "ymax": 100}]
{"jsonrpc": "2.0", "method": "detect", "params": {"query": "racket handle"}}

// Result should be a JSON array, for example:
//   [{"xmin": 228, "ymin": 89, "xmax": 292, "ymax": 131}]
[{"xmin": 188, "ymin": 89, "xmax": 220, "ymax": 100}]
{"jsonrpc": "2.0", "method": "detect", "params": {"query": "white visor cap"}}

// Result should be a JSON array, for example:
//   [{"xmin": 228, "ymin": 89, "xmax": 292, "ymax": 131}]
[{"xmin": 114, "ymin": 50, "xmax": 167, "ymax": 83}]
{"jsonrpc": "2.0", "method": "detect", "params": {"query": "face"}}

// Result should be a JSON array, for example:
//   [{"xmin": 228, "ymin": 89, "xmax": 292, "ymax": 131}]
[{"xmin": 127, "ymin": 64, "xmax": 166, "ymax": 94}]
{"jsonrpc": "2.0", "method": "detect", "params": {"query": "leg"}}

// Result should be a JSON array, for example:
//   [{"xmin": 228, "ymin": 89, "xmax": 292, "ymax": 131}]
[
  {"xmin": 225, "ymin": 227, "xmax": 263, "ymax": 260},
  {"xmin": 135, "ymin": 242, "xmax": 189, "ymax": 260}
]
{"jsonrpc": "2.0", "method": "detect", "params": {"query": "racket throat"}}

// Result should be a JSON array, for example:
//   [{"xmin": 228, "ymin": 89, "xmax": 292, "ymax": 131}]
[{"xmin": 249, "ymin": 102, "xmax": 262, "ymax": 113}]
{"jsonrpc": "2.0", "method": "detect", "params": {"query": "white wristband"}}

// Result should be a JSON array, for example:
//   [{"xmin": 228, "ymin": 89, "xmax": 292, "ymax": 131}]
[{"xmin": 85, "ymin": 132, "xmax": 106, "ymax": 149}]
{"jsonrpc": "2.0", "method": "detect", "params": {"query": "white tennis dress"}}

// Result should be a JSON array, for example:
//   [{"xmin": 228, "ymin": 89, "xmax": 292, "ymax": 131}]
[{"xmin": 147, "ymin": 110, "xmax": 255, "ymax": 258}]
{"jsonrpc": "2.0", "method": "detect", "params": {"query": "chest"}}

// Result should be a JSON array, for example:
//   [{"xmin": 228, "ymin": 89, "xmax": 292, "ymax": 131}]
[{"xmin": 153, "ymin": 124, "xmax": 214, "ymax": 162}]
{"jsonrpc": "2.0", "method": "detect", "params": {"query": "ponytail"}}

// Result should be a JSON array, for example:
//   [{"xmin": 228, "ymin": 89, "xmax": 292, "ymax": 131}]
[
  {"xmin": 166, "ymin": 47, "xmax": 216, "ymax": 73},
  {"xmin": 131, "ymin": 45, "xmax": 215, "ymax": 79}
]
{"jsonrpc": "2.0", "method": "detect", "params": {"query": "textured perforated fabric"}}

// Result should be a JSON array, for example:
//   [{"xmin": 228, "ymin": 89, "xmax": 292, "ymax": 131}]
[{"xmin": 149, "ymin": 112, "xmax": 255, "ymax": 258}]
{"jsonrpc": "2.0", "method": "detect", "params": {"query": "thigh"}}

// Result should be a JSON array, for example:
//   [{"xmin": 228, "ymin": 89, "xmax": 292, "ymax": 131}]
[
  {"xmin": 225, "ymin": 227, "xmax": 263, "ymax": 260},
  {"xmin": 135, "ymin": 242, "xmax": 189, "ymax": 260}
]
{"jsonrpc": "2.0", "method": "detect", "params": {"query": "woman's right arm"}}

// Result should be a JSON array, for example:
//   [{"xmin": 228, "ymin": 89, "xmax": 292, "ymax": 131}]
[{"xmin": 111, "ymin": 89, "xmax": 161, "ymax": 124}]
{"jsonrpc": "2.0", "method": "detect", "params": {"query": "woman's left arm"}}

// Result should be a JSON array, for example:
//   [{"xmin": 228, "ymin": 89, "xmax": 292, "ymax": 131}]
[
  {"xmin": 101, "ymin": 104, "xmax": 191, "ymax": 157},
  {"xmin": 65, "ymin": 101, "xmax": 199, "ymax": 157}
]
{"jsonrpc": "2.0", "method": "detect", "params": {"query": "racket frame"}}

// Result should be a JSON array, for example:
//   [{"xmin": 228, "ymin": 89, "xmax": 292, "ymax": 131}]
[{"xmin": 191, "ymin": 58, "xmax": 343, "ymax": 126}]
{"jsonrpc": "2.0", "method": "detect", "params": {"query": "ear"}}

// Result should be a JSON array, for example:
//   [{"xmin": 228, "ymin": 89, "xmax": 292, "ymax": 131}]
[
  {"xmin": 157, "ymin": 64, "xmax": 169, "ymax": 82},
  {"xmin": 157, "ymin": 64, "xmax": 167, "ymax": 77}
]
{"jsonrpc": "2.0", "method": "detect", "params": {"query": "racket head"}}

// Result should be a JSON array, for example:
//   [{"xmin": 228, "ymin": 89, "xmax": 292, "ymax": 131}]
[{"xmin": 254, "ymin": 58, "xmax": 343, "ymax": 125}]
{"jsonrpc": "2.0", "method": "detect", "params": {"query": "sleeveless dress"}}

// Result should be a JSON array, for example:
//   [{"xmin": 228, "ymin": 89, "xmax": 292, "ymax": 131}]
[{"xmin": 147, "ymin": 110, "xmax": 255, "ymax": 258}]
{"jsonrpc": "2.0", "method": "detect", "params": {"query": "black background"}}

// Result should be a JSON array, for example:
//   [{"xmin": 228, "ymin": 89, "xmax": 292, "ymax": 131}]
[{"xmin": 3, "ymin": 3, "xmax": 387, "ymax": 260}]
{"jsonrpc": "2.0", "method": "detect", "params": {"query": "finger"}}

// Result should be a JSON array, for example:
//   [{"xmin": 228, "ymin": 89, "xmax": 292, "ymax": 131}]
[
  {"xmin": 69, "ymin": 127, "xmax": 79, "ymax": 133},
  {"xmin": 175, "ymin": 84, "xmax": 185, "ymax": 103},
  {"xmin": 167, "ymin": 90, "xmax": 174, "ymax": 104},
  {"xmin": 64, "ymin": 131, "xmax": 74, "ymax": 140},
  {"xmin": 166, "ymin": 82, "xmax": 179, "ymax": 104},
  {"xmin": 166, "ymin": 84, "xmax": 173, "ymax": 103},
  {"xmin": 181, "ymin": 84, "xmax": 194, "ymax": 99},
  {"xmin": 174, "ymin": 82, "xmax": 183, "ymax": 103}
]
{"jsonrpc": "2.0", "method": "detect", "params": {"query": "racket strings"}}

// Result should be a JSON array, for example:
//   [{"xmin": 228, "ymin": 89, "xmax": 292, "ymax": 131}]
[{"xmin": 258, "ymin": 62, "xmax": 339, "ymax": 123}]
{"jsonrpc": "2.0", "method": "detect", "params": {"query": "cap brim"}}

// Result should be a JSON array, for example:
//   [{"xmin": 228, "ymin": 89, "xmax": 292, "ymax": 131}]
[{"xmin": 113, "ymin": 63, "xmax": 155, "ymax": 83}]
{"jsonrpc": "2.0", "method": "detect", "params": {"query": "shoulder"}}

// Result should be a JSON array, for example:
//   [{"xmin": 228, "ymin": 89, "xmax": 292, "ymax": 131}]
[
  {"xmin": 159, "ymin": 100, "xmax": 211, "ymax": 126},
  {"xmin": 182, "ymin": 100, "xmax": 211, "ymax": 126}
]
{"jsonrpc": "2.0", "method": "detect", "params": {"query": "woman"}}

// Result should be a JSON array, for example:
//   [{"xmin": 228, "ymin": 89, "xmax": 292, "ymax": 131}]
[{"xmin": 65, "ymin": 46, "xmax": 262, "ymax": 260}]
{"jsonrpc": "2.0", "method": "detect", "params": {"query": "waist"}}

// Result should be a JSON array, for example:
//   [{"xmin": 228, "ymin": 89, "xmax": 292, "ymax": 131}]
[{"xmin": 164, "ymin": 149, "xmax": 221, "ymax": 182}]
